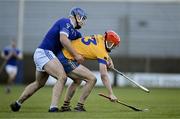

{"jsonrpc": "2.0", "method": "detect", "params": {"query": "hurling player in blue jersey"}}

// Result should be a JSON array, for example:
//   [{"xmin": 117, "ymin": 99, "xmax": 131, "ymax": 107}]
[
  {"xmin": 1, "ymin": 40, "xmax": 23, "ymax": 93},
  {"xmin": 10, "ymin": 7, "xmax": 87, "ymax": 112}
]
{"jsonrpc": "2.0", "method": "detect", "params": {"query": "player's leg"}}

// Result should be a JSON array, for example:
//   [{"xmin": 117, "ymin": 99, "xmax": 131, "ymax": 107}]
[
  {"xmin": 10, "ymin": 70, "xmax": 49, "ymax": 112},
  {"xmin": 57, "ymin": 52, "xmax": 96, "ymax": 111},
  {"xmin": 10, "ymin": 49, "xmax": 66, "ymax": 112},
  {"xmin": 65, "ymin": 79, "xmax": 82, "ymax": 102},
  {"xmin": 18, "ymin": 71, "xmax": 49, "ymax": 104},
  {"xmin": 43, "ymin": 58, "xmax": 67, "ymax": 112},
  {"xmin": 61, "ymin": 64, "xmax": 97, "ymax": 112},
  {"xmin": 5, "ymin": 65, "xmax": 17, "ymax": 93},
  {"xmin": 60, "ymin": 79, "xmax": 82, "ymax": 112},
  {"xmin": 32, "ymin": 48, "xmax": 67, "ymax": 112},
  {"xmin": 6, "ymin": 71, "xmax": 16, "ymax": 93},
  {"xmin": 72, "ymin": 66, "xmax": 97, "ymax": 111},
  {"xmin": 10, "ymin": 58, "xmax": 66, "ymax": 112}
]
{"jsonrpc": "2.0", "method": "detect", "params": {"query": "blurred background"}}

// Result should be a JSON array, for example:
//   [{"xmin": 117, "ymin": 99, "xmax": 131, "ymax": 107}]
[{"xmin": 0, "ymin": 0, "xmax": 180, "ymax": 88}]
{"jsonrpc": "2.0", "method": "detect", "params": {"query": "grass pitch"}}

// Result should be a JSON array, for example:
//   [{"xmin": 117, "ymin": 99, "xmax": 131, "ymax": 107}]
[{"xmin": 0, "ymin": 85, "xmax": 180, "ymax": 119}]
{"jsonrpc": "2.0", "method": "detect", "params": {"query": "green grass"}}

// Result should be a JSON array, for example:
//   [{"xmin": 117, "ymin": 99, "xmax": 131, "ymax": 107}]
[{"xmin": 0, "ymin": 85, "xmax": 180, "ymax": 119}]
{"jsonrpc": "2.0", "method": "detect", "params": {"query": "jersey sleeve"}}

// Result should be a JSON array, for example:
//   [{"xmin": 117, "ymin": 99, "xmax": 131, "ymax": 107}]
[
  {"xmin": 59, "ymin": 20, "xmax": 71, "ymax": 37},
  {"xmin": 16, "ymin": 49, "xmax": 20, "ymax": 55},
  {"xmin": 3, "ymin": 48, "xmax": 9, "ymax": 56},
  {"xmin": 95, "ymin": 49, "xmax": 109, "ymax": 65}
]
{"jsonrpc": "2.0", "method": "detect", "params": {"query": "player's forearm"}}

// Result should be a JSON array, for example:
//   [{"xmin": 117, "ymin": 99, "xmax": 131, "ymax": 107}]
[
  {"xmin": 17, "ymin": 54, "xmax": 23, "ymax": 60},
  {"xmin": 101, "ymin": 74, "xmax": 114, "ymax": 95},
  {"xmin": 2, "ymin": 54, "xmax": 12, "ymax": 60},
  {"xmin": 60, "ymin": 38, "xmax": 78, "ymax": 57},
  {"xmin": 1, "ymin": 55, "xmax": 7, "ymax": 60},
  {"xmin": 107, "ymin": 57, "xmax": 114, "ymax": 69},
  {"xmin": 1, "ymin": 53, "xmax": 8, "ymax": 60}
]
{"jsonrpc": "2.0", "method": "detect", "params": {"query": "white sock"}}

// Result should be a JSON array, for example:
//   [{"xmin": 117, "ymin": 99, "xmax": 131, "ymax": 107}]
[
  {"xmin": 50, "ymin": 105, "xmax": 58, "ymax": 109},
  {"xmin": 16, "ymin": 101, "xmax": 22, "ymax": 106}
]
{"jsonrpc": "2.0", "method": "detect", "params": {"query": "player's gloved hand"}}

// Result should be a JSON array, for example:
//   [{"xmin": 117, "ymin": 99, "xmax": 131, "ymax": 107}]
[
  {"xmin": 74, "ymin": 54, "xmax": 84, "ymax": 64},
  {"xmin": 109, "ymin": 94, "xmax": 118, "ymax": 102}
]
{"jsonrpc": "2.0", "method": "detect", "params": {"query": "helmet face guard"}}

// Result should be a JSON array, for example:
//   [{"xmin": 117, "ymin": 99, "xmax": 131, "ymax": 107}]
[
  {"xmin": 70, "ymin": 7, "xmax": 87, "ymax": 29},
  {"xmin": 104, "ymin": 30, "xmax": 120, "ymax": 52},
  {"xmin": 105, "ymin": 40, "xmax": 116, "ymax": 51}
]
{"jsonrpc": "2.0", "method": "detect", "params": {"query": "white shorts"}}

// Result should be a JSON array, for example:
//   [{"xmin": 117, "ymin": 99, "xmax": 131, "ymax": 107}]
[
  {"xmin": 5, "ymin": 65, "xmax": 18, "ymax": 75},
  {"xmin": 33, "ymin": 48, "xmax": 56, "ymax": 72}
]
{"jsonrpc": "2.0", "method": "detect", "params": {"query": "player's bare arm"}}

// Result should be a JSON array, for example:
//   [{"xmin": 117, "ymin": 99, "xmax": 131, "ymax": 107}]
[
  {"xmin": 17, "ymin": 52, "xmax": 23, "ymax": 60},
  {"xmin": 11, "ymin": 50, "xmax": 23, "ymax": 60},
  {"xmin": 107, "ymin": 57, "xmax": 114, "ymax": 69},
  {"xmin": 1, "ymin": 51, "xmax": 13, "ymax": 60},
  {"xmin": 60, "ymin": 34, "xmax": 84, "ymax": 64},
  {"xmin": 99, "ymin": 63, "xmax": 117, "ymax": 101}
]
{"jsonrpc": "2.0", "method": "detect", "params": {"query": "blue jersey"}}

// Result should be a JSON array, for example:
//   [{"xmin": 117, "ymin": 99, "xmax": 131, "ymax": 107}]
[
  {"xmin": 3, "ymin": 47, "xmax": 20, "ymax": 66},
  {"xmin": 38, "ymin": 18, "xmax": 82, "ymax": 55}
]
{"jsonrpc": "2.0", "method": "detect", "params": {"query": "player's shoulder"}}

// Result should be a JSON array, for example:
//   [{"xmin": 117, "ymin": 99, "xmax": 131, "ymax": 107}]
[
  {"xmin": 3, "ymin": 46, "xmax": 11, "ymax": 51},
  {"xmin": 15, "ymin": 48, "xmax": 21, "ymax": 52},
  {"xmin": 83, "ymin": 35, "xmax": 92, "ymax": 39},
  {"xmin": 57, "ymin": 18, "xmax": 71, "ymax": 24},
  {"xmin": 94, "ymin": 34, "xmax": 103, "ymax": 41},
  {"xmin": 59, "ymin": 17, "xmax": 70, "ymax": 22},
  {"xmin": 58, "ymin": 18, "xmax": 73, "ymax": 29},
  {"xmin": 95, "ymin": 34, "xmax": 103, "ymax": 38}
]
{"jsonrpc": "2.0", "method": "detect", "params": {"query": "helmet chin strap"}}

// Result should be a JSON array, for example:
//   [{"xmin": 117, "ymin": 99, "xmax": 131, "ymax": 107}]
[
  {"xmin": 72, "ymin": 11, "xmax": 81, "ymax": 29},
  {"xmin": 104, "ymin": 40, "xmax": 111, "ymax": 53},
  {"xmin": 104, "ymin": 32, "xmax": 110, "ymax": 52}
]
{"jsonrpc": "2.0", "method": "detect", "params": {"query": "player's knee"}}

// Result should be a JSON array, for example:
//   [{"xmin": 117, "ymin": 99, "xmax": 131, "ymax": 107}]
[
  {"xmin": 89, "ymin": 76, "xmax": 97, "ymax": 85},
  {"xmin": 93, "ymin": 78, "xmax": 97, "ymax": 84},
  {"xmin": 61, "ymin": 74, "xmax": 67, "ymax": 81},
  {"xmin": 74, "ymin": 79, "xmax": 82, "ymax": 85},
  {"xmin": 39, "ymin": 83, "xmax": 45, "ymax": 88},
  {"xmin": 9, "ymin": 73, "xmax": 16, "ymax": 79},
  {"xmin": 57, "ymin": 72, "xmax": 67, "ymax": 81},
  {"xmin": 36, "ymin": 81, "xmax": 45, "ymax": 88}
]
